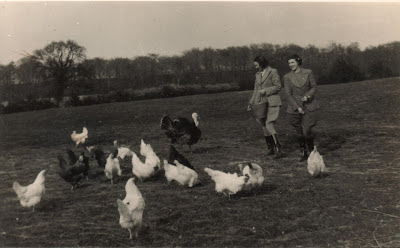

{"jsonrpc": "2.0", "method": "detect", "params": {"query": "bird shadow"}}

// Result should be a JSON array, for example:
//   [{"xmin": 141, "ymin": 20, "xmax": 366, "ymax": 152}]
[
  {"xmin": 89, "ymin": 170, "xmax": 105, "ymax": 178},
  {"xmin": 234, "ymin": 183, "xmax": 278, "ymax": 198},
  {"xmin": 76, "ymin": 183, "xmax": 92, "ymax": 189},
  {"xmin": 141, "ymin": 170, "xmax": 165, "ymax": 183},
  {"xmin": 309, "ymin": 172, "xmax": 330, "ymax": 179},
  {"xmin": 317, "ymin": 132, "xmax": 353, "ymax": 153},
  {"xmin": 37, "ymin": 197, "xmax": 68, "ymax": 212}
]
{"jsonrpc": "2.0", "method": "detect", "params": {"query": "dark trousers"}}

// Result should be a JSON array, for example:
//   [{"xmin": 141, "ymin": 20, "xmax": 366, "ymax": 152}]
[{"xmin": 287, "ymin": 111, "xmax": 318, "ymax": 138}]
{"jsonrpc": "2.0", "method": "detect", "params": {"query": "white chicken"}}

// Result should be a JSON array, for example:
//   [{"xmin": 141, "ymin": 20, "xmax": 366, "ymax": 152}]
[
  {"xmin": 204, "ymin": 167, "xmax": 249, "ymax": 199},
  {"xmin": 139, "ymin": 139, "xmax": 150, "ymax": 157},
  {"xmin": 71, "ymin": 127, "xmax": 88, "ymax": 147},
  {"xmin": 140, "ymin": 139, "xmax": 161, "ymax": 169},
  {"xmin": 131, "ymin": 151, "xmax": 157, "ymax": 182},
  {"xmin": 307, "ymin": 145, "xmax": 326, "ymax": 178},
  {"xmin": 163, "ymin": 160, "xmax": 200, "ymax": 187},
  {"xmin": 12, "ymin": 170, "xmax": 47, "ymax": 211},
  {"xmin": 113, "ymin": 140, "xmax": 133, "ymax": 160},
  {"xmin": 118, "ymin": 147, "xmax": 132, "ymax": 160},
  {"xmin": 117, "ymin": 178, "xmax": 145, "ymax": 239},
  {"xmin": 104, "ymin": 153, "xmax": 122, "ymax": 184},
  {"xmin": 238, "ymin": 162, "xmax": 264, "ymax": 191},
  {"xmin": 163, "ymin": 160, "xmax": 180, "ymax": 184},
  {"xmin": 140, "ymin": 139, "xmax": 161, "ymax": 167}
]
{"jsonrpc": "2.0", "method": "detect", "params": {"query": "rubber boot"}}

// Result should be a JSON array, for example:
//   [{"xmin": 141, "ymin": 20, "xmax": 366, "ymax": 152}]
[
  {"xmin": 271, "ymin": 134, "xmax": 282, "ymax": 159},
  {"xmin": 265, "ymin": 136, "xmax": 275, "ymax": 156},
  {"xmin": 297, "ymin": 136, "xmax": 308, "ymax": 162},
  {"xmin": 306, "ymin": 137, "xmax": 315, "ymax": 154}
]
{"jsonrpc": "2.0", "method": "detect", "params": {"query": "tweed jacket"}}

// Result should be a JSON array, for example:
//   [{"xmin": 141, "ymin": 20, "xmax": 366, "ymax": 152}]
[
  {"xmin": 249, "ymin": 67, "xmax": 282, "ymax": 107},
  {"xmin": 283, "ymin": 68, "xmax": 320, "ymax": 114}
]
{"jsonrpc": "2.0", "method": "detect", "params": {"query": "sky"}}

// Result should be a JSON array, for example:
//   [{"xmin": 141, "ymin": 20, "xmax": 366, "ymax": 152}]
[{"xmin": 1, "ymin": 1, "xmax": 400, "ymax": 65}]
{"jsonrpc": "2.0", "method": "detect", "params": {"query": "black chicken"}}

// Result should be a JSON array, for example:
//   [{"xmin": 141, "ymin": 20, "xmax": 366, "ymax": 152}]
[
  {"xmin": 87, "ymin": 146, "xmax": 118, "ymax": 168},
  {"xmin": 66, "ymin": 149, "xmax": 90, "ymax": 179},
  {"xmin": 57, "ymin": 155, "xmax": 87, "ymax": 190},
  {"xmin": 160, "ymin": 113, "xmax": 201, "ymax": 153},
  {"xmin": 168, "ymin": 145, "xmax": 195, "ymax": 170},
  {"xmin": 67, "ymin": 149, "xmax": 78, "ymax": 165}
]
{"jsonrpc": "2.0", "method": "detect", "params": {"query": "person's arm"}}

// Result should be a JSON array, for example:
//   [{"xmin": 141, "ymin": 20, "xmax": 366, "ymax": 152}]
[
  {"xmin": 248, "ymin": 77, "xmax": 258, "ymax": 106},
  {"xmin": 260, "ymin": 69, "xmax": 281, "ymax": 96},
  {"xmin": 303, "ymin": 71, "xmax": 317, "ymax": 100}
]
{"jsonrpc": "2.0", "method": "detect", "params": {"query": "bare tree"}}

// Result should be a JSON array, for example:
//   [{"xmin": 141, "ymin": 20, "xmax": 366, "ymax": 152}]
[{"xmin": 33, "ymin": 40, "xmax": 86, "ymax": 105}]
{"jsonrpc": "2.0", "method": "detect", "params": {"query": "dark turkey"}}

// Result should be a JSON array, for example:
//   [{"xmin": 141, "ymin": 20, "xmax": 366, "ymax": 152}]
[{"xmin": 160, "ymin": 113, "xmax": 201, "ymax": 153}]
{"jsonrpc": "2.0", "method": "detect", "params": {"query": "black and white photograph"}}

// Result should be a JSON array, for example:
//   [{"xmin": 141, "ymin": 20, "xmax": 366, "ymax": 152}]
[{"xmin": 1, "ymin": 0, "xmax": 399, "ymax": 247}]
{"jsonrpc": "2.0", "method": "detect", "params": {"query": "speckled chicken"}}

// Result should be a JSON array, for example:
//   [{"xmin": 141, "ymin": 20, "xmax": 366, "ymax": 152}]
[
  {"xmin": 238, "ymin": 162, "xmax": 264, "ymax": 191},
  {"xmin": 104, "ymin": 152, "xmax": 122, "ymax": 184}
]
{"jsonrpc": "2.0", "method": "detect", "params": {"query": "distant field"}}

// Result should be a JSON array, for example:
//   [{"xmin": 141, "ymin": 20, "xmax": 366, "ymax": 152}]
[{"xmin": 0, "ymin": 77, "xmax": 399, "ymax": 247}]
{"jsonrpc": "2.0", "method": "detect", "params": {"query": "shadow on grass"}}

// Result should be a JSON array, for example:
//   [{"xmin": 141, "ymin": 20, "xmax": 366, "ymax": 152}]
[
  {"xmin": 318, "ymin": 130, "xmax": 358, "ymax": 153},
  {"xmin": 192, "ymin": 145, "xmax": 223, "ymax": 154},
  {"xmin": 142, "ymin": 169, "xmax": 165, "ymax": 183},
  {"xmin": 283, "ymin": 129, "xmax": 359, "ymax": 154},
  {"xmin": 234, "ymin": 183, "xmax": 278, "ymax": 198},
  {"xmin": 76, "ymin": 183, "xmax": 92, "ymax": 189},
  {"xmin": 308, "ymin": 172, "xmax": 330, "ymax": 180},
  {"xmin": 38, "ymin": 197, "xmax": 68, "ymax": 212}
]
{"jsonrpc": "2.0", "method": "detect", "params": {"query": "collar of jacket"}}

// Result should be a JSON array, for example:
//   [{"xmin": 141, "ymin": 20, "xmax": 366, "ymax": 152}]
[
  {"xmin": 257, "ymin": 66, "xmax": 272, "ymax": 84},
  {"xmin": 289, "ymin": 68, "xmax": 308, "ymax": 87}
]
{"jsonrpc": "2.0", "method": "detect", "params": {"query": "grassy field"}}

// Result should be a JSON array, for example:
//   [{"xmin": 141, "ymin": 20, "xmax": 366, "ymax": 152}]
[{"xmin": 0, "ymin": 77, "xmax": 399, "ymax": 247}]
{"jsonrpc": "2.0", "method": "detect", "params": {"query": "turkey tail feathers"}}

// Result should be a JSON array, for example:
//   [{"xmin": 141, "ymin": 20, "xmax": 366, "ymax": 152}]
[{"xmin": 160, "ymin": 115, "xmax": 173, "ymax": 130}]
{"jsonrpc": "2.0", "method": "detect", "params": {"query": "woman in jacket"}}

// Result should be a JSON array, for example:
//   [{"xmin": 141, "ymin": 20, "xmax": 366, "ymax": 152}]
[
  {"xmin": 247, "ymin": 56, "xmax": 282, "ymax": 158},
  {"xmin": 284, "ymin": 54, "xmax": 320, "ymax": 161}
]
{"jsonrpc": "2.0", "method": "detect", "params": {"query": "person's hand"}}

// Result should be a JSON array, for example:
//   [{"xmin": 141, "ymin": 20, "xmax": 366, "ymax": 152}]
[
  {"xmin": 258, "ymin": 89, "xmax": 266, "ymax": 95},
  {"xmin": 247, "ymin": 105, "xmax": 252, "ymax": 111},
  {"xmin": 301, "ymin": 96, "xmax": 308, "ymax": 102},
  {"xmin": 298, "ymin": 107, "xmax": 305, "ymax": 114}
]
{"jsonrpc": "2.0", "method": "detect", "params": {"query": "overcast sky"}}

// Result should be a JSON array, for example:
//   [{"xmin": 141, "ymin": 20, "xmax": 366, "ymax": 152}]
[{"xmin": 1, "ymin": 1, "xmax": 400, "ymax": 65}]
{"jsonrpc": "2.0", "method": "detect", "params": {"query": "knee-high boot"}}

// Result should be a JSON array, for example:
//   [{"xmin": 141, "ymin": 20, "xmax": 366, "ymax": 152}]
[
  {"xmin": 306, "ymin": 137, "xmax": 315, "ymax": 154},
  {"xmin": 265, "ymin": 136, "xmax": 275, "ymax": 156},
  {"xmin": 271, "ymin": 134, "xmax": 282, "ymax": 159},
  {"xmin": 297, "ymin": 136, "xmax": 308, "ymax": 162}
]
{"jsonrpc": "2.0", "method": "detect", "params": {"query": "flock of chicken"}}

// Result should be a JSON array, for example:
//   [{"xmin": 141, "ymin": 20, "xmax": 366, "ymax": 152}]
[{"xmin": 11, "ymin": 112, "xmax": 326, "ymax": 239}]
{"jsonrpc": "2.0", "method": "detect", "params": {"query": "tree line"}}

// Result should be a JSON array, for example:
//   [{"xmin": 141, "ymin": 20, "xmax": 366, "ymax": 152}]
[{"xmin": 0, "ymin": 40, "xmax": 399, "ymax": 105}]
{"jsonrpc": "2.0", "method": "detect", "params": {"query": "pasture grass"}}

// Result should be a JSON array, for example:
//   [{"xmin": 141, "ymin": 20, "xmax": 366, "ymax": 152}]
[{"xmin": 0, "ymin": 77, "xmax": 399, "ymax": 247}]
